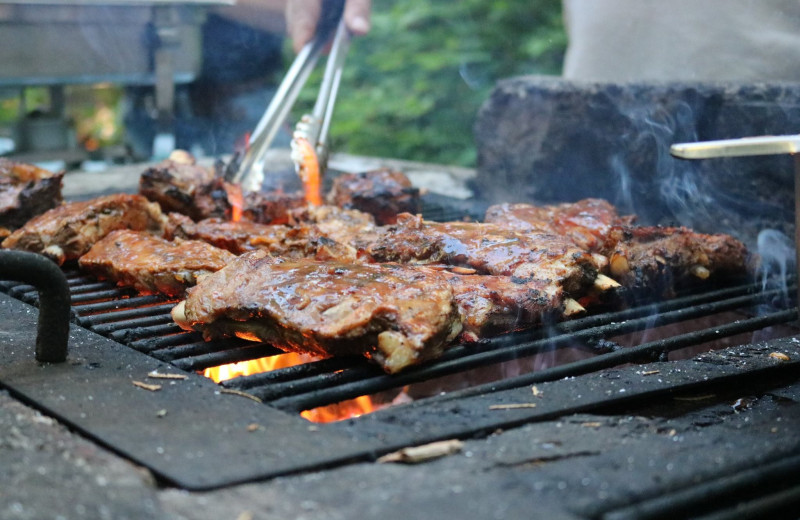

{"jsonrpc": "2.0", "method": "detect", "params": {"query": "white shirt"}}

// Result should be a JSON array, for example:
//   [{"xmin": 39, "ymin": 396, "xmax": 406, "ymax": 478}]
[{"xmin": 562, "ymin": 0, "xmax": 800, "ymax": 82}]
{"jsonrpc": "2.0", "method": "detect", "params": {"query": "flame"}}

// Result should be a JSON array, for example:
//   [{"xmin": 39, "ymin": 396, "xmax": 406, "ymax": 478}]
[
  {"xmin": 225, "ymin": 182, "xmax": 244, "ymax": 222},
  {"xmin": 292, "ymin": 137, "xmax": 323, "ymax": 206},
  {"xmin": 203, "ymin": 352, "xmax": 314, "ymax": 383},
  {"xmin": 301, "ymin": 395, "xmax": 377, "ymax": 423},
  {"xmin": 203, "ymin": 351, "xmax": 381, "ymax": 423}
]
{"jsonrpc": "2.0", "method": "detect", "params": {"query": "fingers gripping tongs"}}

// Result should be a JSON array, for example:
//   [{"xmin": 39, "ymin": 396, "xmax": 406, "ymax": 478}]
[{"xmin": 227, "ymin": 0, "xmax": 350, "ymax": 197}]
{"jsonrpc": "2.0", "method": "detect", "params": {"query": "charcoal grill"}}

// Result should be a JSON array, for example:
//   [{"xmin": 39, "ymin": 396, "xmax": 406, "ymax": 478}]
[{"xmin": 1, "ymin": 192, "xmax": 799, "ymax": 511}]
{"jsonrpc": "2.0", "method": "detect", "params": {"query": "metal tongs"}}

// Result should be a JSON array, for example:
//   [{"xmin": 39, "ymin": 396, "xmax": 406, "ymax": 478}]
[{"xmin": 227, "ymin": 0, "xmax": 350, "ymax": 193}]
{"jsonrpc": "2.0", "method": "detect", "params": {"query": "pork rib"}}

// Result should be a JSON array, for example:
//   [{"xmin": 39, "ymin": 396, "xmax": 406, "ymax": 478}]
[
  {"xmin": 600, "ymin": 225, "xmax": 750, "ymax": 296},
  {"xmin": 172, "ymin": 251, "xmax": 462, "ymax": 373},
  {"xmin": 2, "ymin": 193, "xmax": 166, "ymax": 265},
  {"xmin": 484, "ymin": 198, "xmax": 635, "ymax": 252},
  {"xmin": 79, "ymin": 229, "xmax": 235, "ymax": 297},
  {"xmin": 365, "ymin": 213, "xmax": 602, "ymax": 295}
]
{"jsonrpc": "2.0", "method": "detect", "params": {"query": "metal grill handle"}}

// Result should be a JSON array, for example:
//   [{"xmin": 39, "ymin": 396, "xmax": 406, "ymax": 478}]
[{"xmin": 0, "ymin": 250, "xmax": 70, "ymax": 362}]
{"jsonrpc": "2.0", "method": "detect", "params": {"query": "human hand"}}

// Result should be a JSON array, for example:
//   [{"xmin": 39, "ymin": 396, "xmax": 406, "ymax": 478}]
[{"xmin": 286, "ymin": 0, "xmax": 371, "ymax": 53}]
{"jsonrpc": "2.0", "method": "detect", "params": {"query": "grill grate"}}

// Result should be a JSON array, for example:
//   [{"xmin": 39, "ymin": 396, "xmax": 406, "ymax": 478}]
[{"xmin": 1, "ymin": 269, "xmax": 797, "ymax": 415}]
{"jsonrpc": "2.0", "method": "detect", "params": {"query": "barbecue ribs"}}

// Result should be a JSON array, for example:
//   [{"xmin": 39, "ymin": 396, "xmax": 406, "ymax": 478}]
[
  {"xmin": 326, "ymin": 168, "xmax": 421, "ymax": 225},
  {"xmin": 599, "ymin": 225, "xmax": 750, "ymax": 296},
  {"xmin": 2, "ymin": 193, "xmax": 166, "ymax": 265},
  {"xmin": 172, "ymin": 251, "xmax": 463, "ymax": 373},
  {"xmin": 0, "ymin": 159, "xmax": 63, "ymax": 234},
  {"xmin": 365, "ymin": 213, "xmax": 602, "ymax": 295},
  {"xmin": 79, "ymin": 229, "xmax": 235, "ymax": 297},
  {"xmin": 484, "ymin": 198, "xmax": 635, "ymax": 252}
]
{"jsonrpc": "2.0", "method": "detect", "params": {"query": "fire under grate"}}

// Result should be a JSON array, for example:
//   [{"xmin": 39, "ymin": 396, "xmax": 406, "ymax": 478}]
[{"xmin": 1, "ymin": 268, "xmax": 797, "ymax": 416}]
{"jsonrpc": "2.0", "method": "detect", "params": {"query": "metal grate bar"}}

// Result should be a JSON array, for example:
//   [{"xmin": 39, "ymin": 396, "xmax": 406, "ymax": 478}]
[
  {"xmin": 223, "ymin": 356, "xmax": 368, "ymax": 390},
  {"xmin": 267, "ymin": 307, "xmax": 797, "ymax": 413},
  {"xmin": 169, "ymin": 343, "xmax": 288, "ymax": 372},
  {"xmin": 90, "ymin": 314, "xmax": 175, "ymax": 334},
  {"xmin": 109, "ymin": 322, "xmax": 185, "ymax": 343},
  {"xmin": 72, "ymin": 294, "xmax": 166, "ymax": 313},
  {"xmin": 76, "ymin": 302, "xmax": 178, "ymax": 326},
  {"xmin": 128, "ymin": 331, "xmax": 200, "ymax": 353},
  {"xmin": 151, "ymin": 337, "xmax": 280, "ymax": 362}
]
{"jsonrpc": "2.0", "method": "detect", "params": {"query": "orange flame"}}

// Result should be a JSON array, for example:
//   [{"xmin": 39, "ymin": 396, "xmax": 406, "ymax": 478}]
[
  {"xmin": 203, "ymin": 352, "xmax": 313, "ymax": 383},
  {"xmin": 225, "ymin": 183, "xmax": 244, "ymax": 222},
  {"xmin": 301, "ymin": 395, "xmax": 377, "ymax": 423},
  {"xmin": 293, "ymin": 137, "xmax": 323, "ymax": 206},
  {"xmin": 203, "ymin": 352, "xmax": 380, "ymax": 423}
]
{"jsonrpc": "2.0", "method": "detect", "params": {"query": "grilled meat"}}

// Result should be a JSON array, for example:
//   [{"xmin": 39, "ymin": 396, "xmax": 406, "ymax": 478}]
[
  {"xmin": 79, "ymin": 229, "xmax": 235, "ymax": 297},
  {"xmin": 0, "ymin": 159, "xmax": 63, "ymax": 231},
  {"xmin": 241, "ymin": 190, "xmax": 307, "ymax": 225},
  {"xmin": 288, "ymin": 205, "xmax": 379, "ymax": 251},
  {"xmin": 140, "ymin": 156, "xmax": 231, "ymax": 221},
  {"xmin": 172, "ymin": 251, "xmax": 462, "ymax": 373},
  {"xmin": 439, "ymin": 270, "xmax": 564, "ymax": 340},
  {"xmin": 600, "ymin": 225, "xmax": 750, "ymax": 296},
  {"xmin": 366, "ymin": 213, "xmax": 602, "ymax": 295},
  {"xmin": 165, "ymin": 213, "xmax": 357, "ymax": 261},
  {"xmin": 326, "ymin": 168, "xmax": 421, "ymax": 224},
  {"xmin": 2, "ymin": 193, "xmax": 165, "ymax": 265},
  {"xmin": 484, "ymin": 198, "xmax": 635, "ymax": 252}
]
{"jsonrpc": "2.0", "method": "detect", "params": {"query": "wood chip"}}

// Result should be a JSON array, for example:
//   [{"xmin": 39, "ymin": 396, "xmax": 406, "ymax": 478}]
[
  {"xmin": 246, "ymin": 423, "xmax": 261, "ymax": 432},
  {"xmin": 147, "ymin": 371, "xmax": 188, "ymax": 380},
  {"xmin": 132, "ymin": 381, "xmax": 161, "ymax": 392},
  {"xmin": 219, "ymin": 388, "xmax": 263, "ymax": 403},
  {"xmin": 489, "ymin": 403, "xmax": 537, "ymax": 410},
  {"xmin": 531, "ymin": 386, "xmax": 543, "ymax": 397},
  {"xmin": 581, "ymin": 422, "xmax": 602, "ymax": 428},
  {"xmin": 641, "ymin": 370, "xmax": 661, "ymax": 376},
  {"xmin": 769, "ymin": 352, "xmax": 790, "ymax": 362},
  {"xmin": 377, "ymin": 439, "xmax": 463, "ymax": 464}
]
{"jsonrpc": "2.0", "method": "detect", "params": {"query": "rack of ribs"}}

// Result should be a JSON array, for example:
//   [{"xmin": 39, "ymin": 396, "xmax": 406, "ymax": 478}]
[
  {"xmin": 1, "ymin": 193, "xmax": 166, "ymax": 265},
  {"xmin": 79, "ymin": 230, "xmax": 235, "ymax": 297},
  {"xmin": 365, "ymin": 213, "xmax": 603, "ymax": 296},
  {"xmin": 172, "ymin": 251, "xmax": 463, "ymax": 373}
]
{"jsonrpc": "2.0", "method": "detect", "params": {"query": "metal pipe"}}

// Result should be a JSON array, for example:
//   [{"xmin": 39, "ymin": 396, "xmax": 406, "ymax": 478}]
[{"xmin": 0, "ymin": 250, "xmax": 70, "ymax": 362}]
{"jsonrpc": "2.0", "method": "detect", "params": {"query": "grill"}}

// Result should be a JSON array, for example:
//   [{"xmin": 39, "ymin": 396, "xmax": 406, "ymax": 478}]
[{"xmin": 1, "ymin": 199, "xmax": 799, "ymax": 506}]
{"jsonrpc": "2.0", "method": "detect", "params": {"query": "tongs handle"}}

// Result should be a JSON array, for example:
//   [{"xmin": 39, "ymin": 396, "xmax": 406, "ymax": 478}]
[{"xmin": 229, "ymin": 0, "xmax": 345, "ymax": 189}]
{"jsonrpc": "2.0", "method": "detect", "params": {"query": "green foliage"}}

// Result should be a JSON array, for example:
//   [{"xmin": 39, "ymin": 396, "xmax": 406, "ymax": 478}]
[{"xmin": 293, "ymin": 0, "xmax": 566, "ymax": 167}]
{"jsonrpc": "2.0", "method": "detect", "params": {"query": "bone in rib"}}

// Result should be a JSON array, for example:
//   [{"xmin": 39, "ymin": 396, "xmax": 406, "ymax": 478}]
[
  {"xmin": 1, "ymin": 193, "xmax": 166, "ymax": 265},
  {"xmin": 79, "ymin": 229, "xmax": 236, "ymax": 297},
  {"xmin": 172, "ymin": 251, "xmax": 462, "ymax": 373}
]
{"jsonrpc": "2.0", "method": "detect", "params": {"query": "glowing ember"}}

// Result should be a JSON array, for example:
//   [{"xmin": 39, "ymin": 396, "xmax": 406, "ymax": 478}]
[
  {"xmin": 292, "ymin": 136, "xmax": 323, "ymax": 206},
  {"xmin": 301, "ymin": 395, "xmax": 377, "ymax": 423},
  {"xmin": 203, "ymin": 352, "xmax": 316, "ymax": 383},
  {"xmin": 224, "ymin": 183, "xmax": 244, "ymax": 222}
]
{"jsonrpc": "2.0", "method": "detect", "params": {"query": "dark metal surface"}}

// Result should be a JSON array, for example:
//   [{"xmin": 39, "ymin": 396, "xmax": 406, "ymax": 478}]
[
  {"xmin": 0, "ymin": 292, "xmax": 369, "ymax": 491},
  {"xmin": 0, "ymin": 250, "xmax": 70, "ymax": 362}
]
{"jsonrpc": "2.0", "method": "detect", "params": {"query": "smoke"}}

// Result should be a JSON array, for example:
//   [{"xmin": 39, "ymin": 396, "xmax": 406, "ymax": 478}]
[{"xmin": 756, "ymin": 229, "xmax": 796, "ymax": 307}]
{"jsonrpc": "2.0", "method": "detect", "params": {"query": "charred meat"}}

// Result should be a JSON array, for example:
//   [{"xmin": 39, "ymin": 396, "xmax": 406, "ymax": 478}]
[
  {"xmin": 241, "ymin": 190, "xmax": 307, "ymax": 225},
  {"xmin": 165, "ymin": 212, "xmax": 357, "ymax": 261},
  {"xmin": 484, "ymin": 198, "xmax": 635, "ymax": 252},
  {"xmin": 139, "ymin": 156, "xmax": 231, "ymax": 221},
  {"xmin": 366, "ymin": 213, "xmax": 602, "ymax": 295},
  {"xmin": 326, "ymin": 168, "xmax": 421, "ymax": 225},
  {"xmin": 79, "ymin": 230, "xmax": 235, "ymax": 297},
  {"xmin": 2, "ymin": 193, "xmax": 165, "ymax": 265},
  {"xmin": 439, "ymin": 269, "xmax": 565, "ymax": 340},
  {"xmin": 600, "ymin": 225, "xmax": 750, "ymax": 296},
  {"xmin": 0, "ymin": 159, "xmax": 63, "ymax": 232},
  {"xmin": 172, "ymin": 252, "xmax": 462, "ymax": 373}
]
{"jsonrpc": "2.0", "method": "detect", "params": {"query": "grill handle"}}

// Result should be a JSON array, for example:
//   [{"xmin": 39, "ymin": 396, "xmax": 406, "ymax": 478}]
[{"xmin": 0, "ymin": 250, "xmax": 70, "ymax": 362}]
